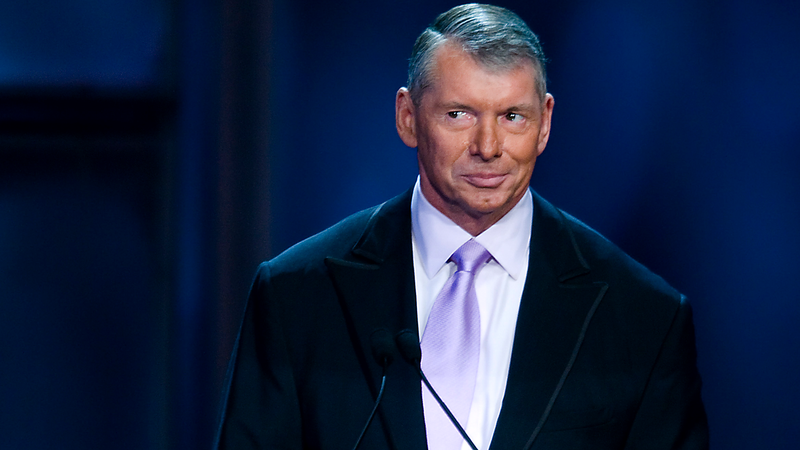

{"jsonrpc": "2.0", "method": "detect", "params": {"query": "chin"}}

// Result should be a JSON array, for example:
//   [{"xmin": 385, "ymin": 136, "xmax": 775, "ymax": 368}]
[
  {"xmin": 465, "ymin": 199, "xmax": 509, "ymax": 216},
  {"xmin": 477, "ymin": 190, "xmax": 525, "ymax": 213}
]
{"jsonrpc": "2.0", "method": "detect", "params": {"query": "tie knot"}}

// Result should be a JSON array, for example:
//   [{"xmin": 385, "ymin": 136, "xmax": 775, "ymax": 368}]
[{"xmin": 450, "ymin": 239, "xmax": 491, "ymax": 273}]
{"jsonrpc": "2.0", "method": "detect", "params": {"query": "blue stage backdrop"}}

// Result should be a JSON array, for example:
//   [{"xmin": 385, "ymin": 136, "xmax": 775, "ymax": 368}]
[
  {"xmin": 1, "ymin": 1, "xmax": 798, "ymax": 449},
  {"xmin": 266, "ymin": 3, "xmax": 800, "ymax": 448}
]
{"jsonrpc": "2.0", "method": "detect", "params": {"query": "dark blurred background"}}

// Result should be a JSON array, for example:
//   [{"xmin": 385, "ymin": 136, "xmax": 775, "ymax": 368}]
[{"xmin": 1, "ymin": 0, "xmax": 798, "ymax": 448}]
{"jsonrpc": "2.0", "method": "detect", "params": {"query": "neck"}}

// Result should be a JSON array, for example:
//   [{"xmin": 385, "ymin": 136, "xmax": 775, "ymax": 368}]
[
  {"xmin": 423, "ymin": 191, "xmax": 522, "ymax": 237},
  {"xmin": 446, "ymin": 210, "xmax": 503, "ymax": 236}
]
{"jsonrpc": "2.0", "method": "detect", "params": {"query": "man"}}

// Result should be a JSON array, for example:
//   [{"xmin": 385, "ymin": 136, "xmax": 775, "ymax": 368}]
[{"xmin": 215, "ymin": 4, "xmax": 708, "ymax": 449}]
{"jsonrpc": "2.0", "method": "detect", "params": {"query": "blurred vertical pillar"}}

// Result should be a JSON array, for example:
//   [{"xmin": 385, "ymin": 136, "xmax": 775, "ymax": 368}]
[
  {"xmin": 216, "ymin": 0, "xmax": 273, "ymax": 382},
  {"xmin": 176, "ymin": 0, "xmax": 272, "ymax": 448},
  {"xmin": 176, "ymin": 0, "xmax": 221, "ymax": 447}
]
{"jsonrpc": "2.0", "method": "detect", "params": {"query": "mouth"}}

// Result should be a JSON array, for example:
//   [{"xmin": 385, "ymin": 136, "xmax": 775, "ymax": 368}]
[{"xmin": 461, "ymin": 173, "xmax": 508, "ymax": 188}]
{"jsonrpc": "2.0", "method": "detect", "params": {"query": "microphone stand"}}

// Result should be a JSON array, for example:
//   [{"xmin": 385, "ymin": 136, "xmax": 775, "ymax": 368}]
[{"xmin": 395, "ymin": 329, "xmax": 479, "ymax": 450}]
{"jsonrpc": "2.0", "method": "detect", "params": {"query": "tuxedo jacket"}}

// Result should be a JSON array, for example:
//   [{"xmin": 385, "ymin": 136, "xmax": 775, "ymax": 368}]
[{"xmin": 215, "ymin": 188, "xmax": 708, "ymax": 450}]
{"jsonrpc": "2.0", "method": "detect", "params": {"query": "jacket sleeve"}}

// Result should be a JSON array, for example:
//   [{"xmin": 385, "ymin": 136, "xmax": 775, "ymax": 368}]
[
  {"xmin": 624, "ymin": 297, "xmax": 709, "ymax": 449},
  {"xmin": 215, "ymin": 262, "xmax": 303, "ymax": 449}
]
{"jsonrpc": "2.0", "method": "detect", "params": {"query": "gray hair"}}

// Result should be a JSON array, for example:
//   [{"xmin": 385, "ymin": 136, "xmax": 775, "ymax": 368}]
[{"xmin": 407, "ymin": 3, "xmax": 548, "ymax": 106}]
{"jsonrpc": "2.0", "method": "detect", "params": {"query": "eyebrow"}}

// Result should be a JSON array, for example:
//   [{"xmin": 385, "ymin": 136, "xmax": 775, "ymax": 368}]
[
  {"xmin": 504, "ymin": 103, "xmax": 539, "ymax": 113},
  {"xmin": 437, "ymin": 101, "xmax": 539, "ymax": 114},
  {"xmin": 438, "ymin": 101, "xmax": 473, "ymax": 111}
]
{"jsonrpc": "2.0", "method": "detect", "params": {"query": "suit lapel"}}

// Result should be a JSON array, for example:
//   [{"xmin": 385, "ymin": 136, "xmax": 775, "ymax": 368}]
[
  {"xmin": 323, "ymin": 188, "xmax": 610, "ymax": 449},
  {"xmin": 324, "ymin": 190, "xmax": 427, "ymax": 450},
  {"xmin": 490, "ymin": 191, "xmax": 608, "ymax": 450}
]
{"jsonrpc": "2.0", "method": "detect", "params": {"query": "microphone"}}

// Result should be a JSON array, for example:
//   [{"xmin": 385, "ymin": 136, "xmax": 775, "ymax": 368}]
[
  {"xmin": 395, "ymin": 329, "xmax": 479, "ymax": 450},
  {"xmin": 352, "ymin": 328, "xmax": 395, "ymax": 450},
  {"xmin": 371, "ymin": 327, "xmax": 395, "ymax": 368}
]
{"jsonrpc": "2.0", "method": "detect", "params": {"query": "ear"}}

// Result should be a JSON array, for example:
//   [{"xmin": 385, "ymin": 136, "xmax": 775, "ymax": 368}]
[
  {"xmin": 535, "ymin": 93, "xmax": 555, "ymax": 156},
  {"xmin": 395, "ymin": 87, "xmax": 418, "ymax": 148}
]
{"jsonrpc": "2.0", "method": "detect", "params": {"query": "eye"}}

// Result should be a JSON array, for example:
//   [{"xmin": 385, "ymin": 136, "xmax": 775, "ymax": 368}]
[
  {"xmin": 447, "ymin": 111, "xmax": 467, "ymax": 119},
  {"xmin": 505, "ymin": 112, "xmax": 523, "ymax": 122}
]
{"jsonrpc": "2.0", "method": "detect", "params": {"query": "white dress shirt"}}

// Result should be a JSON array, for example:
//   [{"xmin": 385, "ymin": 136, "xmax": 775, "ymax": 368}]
[{"xmin": 411, "ymin": 178, "xmax": 532, "ymax": 450}]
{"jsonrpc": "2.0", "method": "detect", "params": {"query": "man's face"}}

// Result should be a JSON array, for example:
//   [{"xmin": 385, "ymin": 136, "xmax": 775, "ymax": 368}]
[{"xmin": 396, "ymin": 42, "xmax": 554, "ymax": 235}]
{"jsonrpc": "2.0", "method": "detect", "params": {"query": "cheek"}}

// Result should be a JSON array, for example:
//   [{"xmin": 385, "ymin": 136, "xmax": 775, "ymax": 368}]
[
  {"xmin": 418, "ymin": 145, "xmax": 449, "ymax": 183},
  {"xmin": 506, "ymin": 135, "xmax": 541, "ymax": 164},
  {"xmin": 425, "ymin": 136, "xmax": 464, "ymax": 170}
]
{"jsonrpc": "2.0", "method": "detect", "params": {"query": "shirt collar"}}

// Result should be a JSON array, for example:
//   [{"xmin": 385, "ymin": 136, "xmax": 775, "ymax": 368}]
[{"xmin": 411, "ymin": 177, "xmax": 532, "ymax": 280}]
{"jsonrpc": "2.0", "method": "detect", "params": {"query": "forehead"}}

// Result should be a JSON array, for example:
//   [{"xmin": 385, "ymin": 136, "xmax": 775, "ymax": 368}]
[{"xmin": 424, "ymin": 42, "xmax": 540, "ymax": 107}]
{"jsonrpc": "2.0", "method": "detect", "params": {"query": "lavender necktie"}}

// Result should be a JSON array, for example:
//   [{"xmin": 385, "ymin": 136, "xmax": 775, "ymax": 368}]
[{"xmin": 421, "ymin": 239, "xmax": 491, "ymax": 450}]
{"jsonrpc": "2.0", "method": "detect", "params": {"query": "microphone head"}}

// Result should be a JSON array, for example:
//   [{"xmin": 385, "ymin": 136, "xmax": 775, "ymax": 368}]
[
  {"xmin": 394, "ymin": 329, "xmax": 422, "ymax": 365},
  {"xmin": 370, "ymin": 328, "xmax": 395, "ymax": 368}
]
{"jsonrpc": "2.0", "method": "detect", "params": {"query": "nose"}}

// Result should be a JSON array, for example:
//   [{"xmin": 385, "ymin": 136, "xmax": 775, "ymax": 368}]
[{"xmin": 471, "ymin": 118, "xmax": 501, "ymax": 160}]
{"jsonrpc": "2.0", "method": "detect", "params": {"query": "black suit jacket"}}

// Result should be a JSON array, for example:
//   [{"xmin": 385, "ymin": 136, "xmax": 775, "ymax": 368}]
[{"xmin": 216, "ymin": 188, "xmax": 708, "ymax": 449}]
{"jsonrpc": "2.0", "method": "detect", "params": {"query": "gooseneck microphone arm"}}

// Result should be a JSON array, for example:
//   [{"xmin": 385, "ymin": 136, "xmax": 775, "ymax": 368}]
[
  {"xmin": 352, "ymin": 328, "xmax": 396, "ymax": 450},
  {"xmin": 395, "ymin": 329, "xmax": 480, "ymax": 450}
]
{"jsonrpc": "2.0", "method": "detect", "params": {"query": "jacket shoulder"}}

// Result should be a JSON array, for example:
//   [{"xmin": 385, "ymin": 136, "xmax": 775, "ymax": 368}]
[
  {"xmin": 265, "ymin": 188, "xmax": 413, "ymax": 274},
  {"xmin": 268, "ymin": 204, "xmax": 380, "ymax": 273},
  {"xmin": 560, "ymin": 208, "xmax": 683, "ymax": 304}
]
